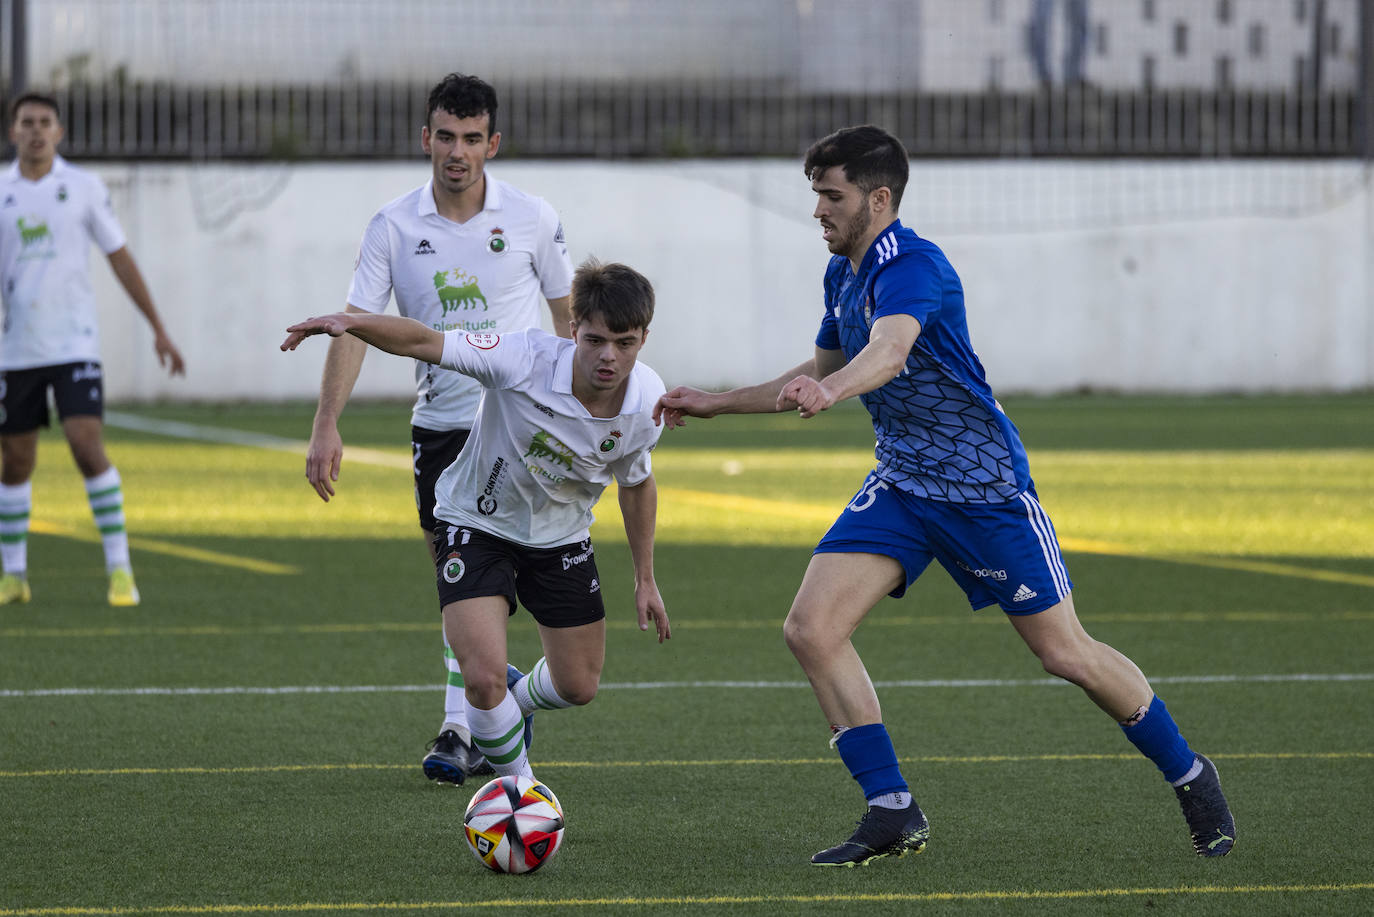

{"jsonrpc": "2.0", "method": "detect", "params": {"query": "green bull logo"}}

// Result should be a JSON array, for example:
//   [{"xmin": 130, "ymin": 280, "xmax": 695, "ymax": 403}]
[
  {"xmin": 433, "ymin": 269, "xmax": 488, "ymax": 315},
  {"xmin": 525, "ymin": 430, "xmax": 575, "ymax": 472},
  {"xmin": 17, "ymin": 217, "xmax": 50, "ymax": 245}
]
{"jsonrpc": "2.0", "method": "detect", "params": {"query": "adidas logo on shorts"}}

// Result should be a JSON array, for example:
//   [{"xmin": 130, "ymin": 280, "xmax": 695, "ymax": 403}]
[{"xmin": 1012, "ymin": 583, "xmax": 1038, "ymax": 603}]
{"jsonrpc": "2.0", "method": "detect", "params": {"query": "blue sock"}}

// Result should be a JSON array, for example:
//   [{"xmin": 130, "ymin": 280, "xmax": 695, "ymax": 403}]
[
  {"xmin": 1120, "ymin": 695, "xmax": 1196, "ymax": 783},
  {"xmin": 834, "ymin": 723, "xmax": 909, "ymax": 801}
]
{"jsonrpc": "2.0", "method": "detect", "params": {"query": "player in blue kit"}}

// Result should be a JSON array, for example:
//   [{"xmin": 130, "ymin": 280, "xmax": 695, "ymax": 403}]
[{"xmin": 655, "ymin": 125, "xmax": 1235, "ymax": 866}]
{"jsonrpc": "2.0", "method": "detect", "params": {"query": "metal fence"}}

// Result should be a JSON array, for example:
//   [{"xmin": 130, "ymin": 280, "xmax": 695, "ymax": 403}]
[{"xmin": 5, "ymin": 0, "xmax": 1373, "ymax": 160}]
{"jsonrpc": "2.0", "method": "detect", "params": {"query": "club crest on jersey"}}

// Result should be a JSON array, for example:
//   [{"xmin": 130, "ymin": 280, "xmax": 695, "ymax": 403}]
[
  {"xmin": 465, "ymin": 332, "xmax": 499, "ymax": 349},
  {"xmin": 598, "ymin": 431, "xmax": 622, "ymax": 453},
  {"xmin": 863, "ymin": 295, "xmax": 874, "ymax": 327},
  {"xmin": 487, "ymin": 227, "xmax": 506, "ymax": 253},
  {"xmin": 442, "ymin": 553, "xmax": 465, "ymax": 583},
  {"xmin": 57, "ymin": 185, "xmax": 68, "ymax": 202}
]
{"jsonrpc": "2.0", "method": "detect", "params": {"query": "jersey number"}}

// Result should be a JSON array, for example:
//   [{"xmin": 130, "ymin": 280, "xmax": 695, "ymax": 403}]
[{"xmin": 846, "ymin": 477, "xmax": 890, "ymax": 513}]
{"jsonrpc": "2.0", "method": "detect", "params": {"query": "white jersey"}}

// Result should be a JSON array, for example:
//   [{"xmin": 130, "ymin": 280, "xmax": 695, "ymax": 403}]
[
  {"xmin": 433, "ymin": 329, "xmax": 665, "ymax": 548},
  {"xmin": 0, "ymin": 156, "xmax": 126, "ymax": 370},
  {"xmin": 347, "ymin": 174, "xmax": 573, "ymax": 431}
]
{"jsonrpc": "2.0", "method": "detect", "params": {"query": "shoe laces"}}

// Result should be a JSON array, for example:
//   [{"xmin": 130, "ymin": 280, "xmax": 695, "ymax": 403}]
[{"xmin": 427, "ymin": 730, "xmax": 460, "ymax": 754}]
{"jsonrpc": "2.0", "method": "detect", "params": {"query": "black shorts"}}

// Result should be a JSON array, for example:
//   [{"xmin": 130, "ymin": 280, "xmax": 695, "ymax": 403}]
[
  {"xmin": 412, "ymin": 425, "xmax": 470, "ymax": 532},
  {"xmin": 430, "ymin": 523, "xmax": 606, "ymax": 628},
  {"xmin": 0, "ymin": 361, "xmax": 104, "ymax": 434}
]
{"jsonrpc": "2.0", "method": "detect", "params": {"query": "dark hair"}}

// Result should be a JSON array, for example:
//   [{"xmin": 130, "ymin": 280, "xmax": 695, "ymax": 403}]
[
  {"xmin": 9, "ymin": 91, "xmax": 61, "ymax": 122},
  {"xmin": 803, "ymin": 125, "xmax": 909, "ymax": 212},
  {"xmin": 571, "ymin": 259, "xmax": 655, "ymax": 333},
  {"xmin": 426, "ymin": 73, "xmax": 498, "ymax": 134}
]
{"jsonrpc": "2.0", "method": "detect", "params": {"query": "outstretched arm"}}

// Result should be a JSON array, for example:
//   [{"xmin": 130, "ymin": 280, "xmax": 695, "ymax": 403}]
[
  {"xmin": 107, "ymin": 247, "xmax": 185, "ymax": 376},
  {"xmin": 653, "ymin": 346, "xmax": 847, "ymax": 427},
  {"xmin": 282, "ymin": 312, "xmax": 444, "ymax": 364},
  {"xmin": 618, "ymin": 475, "xmax": 670, "ymax": 643},
  {"xmin": 780, "ymin": 313, "xmax": 920, "ymax": 419}
]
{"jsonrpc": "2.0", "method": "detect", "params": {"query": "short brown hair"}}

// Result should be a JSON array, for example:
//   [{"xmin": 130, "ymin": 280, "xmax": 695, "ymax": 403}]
[
  {"xmin": 9, "ymin": 91, "xmax": 60, "ymax": 122},
  {"xmin": 571, "ymin": 259, "xmax": 654, "ymax": 333},
  {"xmin": 803, "ymin": 125, "xmax": 909, "ymax": 212}
]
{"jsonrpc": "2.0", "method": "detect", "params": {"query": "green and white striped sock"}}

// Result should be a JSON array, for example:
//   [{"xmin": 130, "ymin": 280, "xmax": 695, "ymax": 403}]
[
  {"xmin": 0, "ymin": 480, "xmax": 31, "ymax": 576},
  {"xmin": 511, "ymin": 657, "xmax": 574, "ymax": 716},
  {"xmin": 442, "ymin": 642, "xmax": 470, "ymax": 733},
  {"xmin": 469, "ymin": 691, "xmax": 533, "ymax": 780},
  {"xmin": 85, "ymin": 467, "xmax": 129, "ymax": 572}
]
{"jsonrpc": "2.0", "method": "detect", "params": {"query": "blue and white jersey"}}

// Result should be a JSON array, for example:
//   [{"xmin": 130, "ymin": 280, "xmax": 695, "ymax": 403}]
[{"xmin": 816, "ymin": 220, "xmax": 1030, "ymax": 503}]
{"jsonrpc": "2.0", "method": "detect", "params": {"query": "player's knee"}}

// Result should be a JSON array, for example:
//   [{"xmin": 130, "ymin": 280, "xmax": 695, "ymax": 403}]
[
  {"xmin": 560, "ymin": 681, "xmax": 599, "ymax": 706},
  {"xmin": 1036, "ymin": 645, "xmax": 1097, "ymax": 687},
  {"xmin": 464, "ymin": 667, "xmax": 510, "ymax": 708},
  {"xmin": 782, "ymin": 612, "xmax": 829, "ymax": 661}
]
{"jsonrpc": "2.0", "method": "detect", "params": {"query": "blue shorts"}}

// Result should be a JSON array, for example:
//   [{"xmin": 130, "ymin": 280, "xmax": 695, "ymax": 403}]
[{"xmin": 814, "ymin": 472, "xmax": 1072, "ymax": 615}]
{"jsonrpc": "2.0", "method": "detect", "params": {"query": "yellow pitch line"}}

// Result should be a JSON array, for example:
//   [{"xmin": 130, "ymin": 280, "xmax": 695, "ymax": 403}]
[
  {"xmin": 1059, "ymin": 536, "xmax": 1374, "ymax": 589},
  {"xmin": 3, "ymin": 883, "xmax": 1373, "ymax": 915},
  {"xmin": 104, "ymin": 415, "xmax": 1374, "ymax": 588},
  {"xmin": 4, "ymin": 750, "xmax": 1370, "ymax": 780},
  {"xmin": 29, "ymin": 521, "xmax": 298, "ymax": 576},
  {"xmin": 654, "ymin": 488, "xmax": 1374, "ymax": 589},
  {"xmin": 3, "ymin": 610, "xmax": 1370, "ymax": 640}
]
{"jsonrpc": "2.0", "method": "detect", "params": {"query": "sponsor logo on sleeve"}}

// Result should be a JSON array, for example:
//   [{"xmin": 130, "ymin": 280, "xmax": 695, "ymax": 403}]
[{"xmin": 465, "ymin": 332, "xmax": 500, "ymax": 350}]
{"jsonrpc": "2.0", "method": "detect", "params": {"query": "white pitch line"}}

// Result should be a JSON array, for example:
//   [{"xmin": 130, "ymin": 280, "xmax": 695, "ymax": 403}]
[
  {"xmin": 104, "ymin": 411, "xmax": 411, "ymax": 469},
  {"xmin": 2, "ymin": 672, "xmax": 1371, "ymax": 698}
]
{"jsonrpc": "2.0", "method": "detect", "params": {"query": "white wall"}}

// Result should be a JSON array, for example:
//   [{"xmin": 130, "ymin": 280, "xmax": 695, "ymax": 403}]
[{"xmin": 86, "ymin": 158, "xmax": 1374, "ymax": 402}]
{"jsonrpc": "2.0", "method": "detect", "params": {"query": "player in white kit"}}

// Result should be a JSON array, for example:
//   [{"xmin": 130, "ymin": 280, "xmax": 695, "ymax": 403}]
[
  {"xmin": 0, "ymin": 92, "xmax": 185, "ymax": 607},
  {"xmin": 303, "ymin": 74, "xmax": 574, "ymax": 784},
  {"xmin": 285, "ymin": 258, "xmax": 670, "ymax": 781}
]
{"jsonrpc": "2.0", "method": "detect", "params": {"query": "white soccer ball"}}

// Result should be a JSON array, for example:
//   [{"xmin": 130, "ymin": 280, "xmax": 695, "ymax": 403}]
[{"xmin": 463, "ymin": 775, "xmax": 566, "ymax": 874}]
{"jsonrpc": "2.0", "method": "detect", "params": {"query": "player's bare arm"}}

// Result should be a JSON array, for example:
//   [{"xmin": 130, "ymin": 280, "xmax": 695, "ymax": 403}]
[
  {"xmin": 106, "ymin": 247, "xmax": 185, "ymax": 376},
  {"xmin": 653, "ymin": 353, "xmax": 833, "ymax": 427},
  {"xmin": 617, "ymin": 475, "xmax": 670, "ymax": 643},
  {"xmin": 304, "ymin": 305, "xmax": 370, "ymax": 502},
  {"xmin": 283, "ymin": 312, "xmax": 445, "ymax": 363},
  {"xmin": 781, "ymin": 314, "xmax": 920, "ymax": 419},
  {"xmin": 546, "ymin": 294, "xmax": 573, "ymax": 339}
]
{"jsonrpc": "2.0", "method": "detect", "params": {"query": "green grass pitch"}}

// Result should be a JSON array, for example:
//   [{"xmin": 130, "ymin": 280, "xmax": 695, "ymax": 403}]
[{"xmin": 1, "ymin": 394, "xmax": 1372, "ymax": 916}]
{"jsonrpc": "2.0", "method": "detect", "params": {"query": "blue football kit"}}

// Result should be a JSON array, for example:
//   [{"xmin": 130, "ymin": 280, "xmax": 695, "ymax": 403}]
[
  {"xmin": 812, "ymin": 220, "xmax": 1072, "ymax": 614},
  {"xmin": 806, "ymin": 214, "xmax": 1223, "ymax": 860}
]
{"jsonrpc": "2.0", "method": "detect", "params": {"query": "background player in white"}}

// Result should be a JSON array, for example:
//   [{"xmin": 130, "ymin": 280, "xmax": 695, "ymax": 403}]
[
  {"xmin": 0, "ymin": 92, "xmax": 185, "ymax": 607},
  {"xmin": 285, "ymin": 258, "xmax": 670, "ymax": 781},
  {"xmin": 656, "ymin": 125, "xmax": 1234, "ymax": 866},
  {"xmin": 304, "ymin": 74, "xmax": 574, "ymax": 784}
]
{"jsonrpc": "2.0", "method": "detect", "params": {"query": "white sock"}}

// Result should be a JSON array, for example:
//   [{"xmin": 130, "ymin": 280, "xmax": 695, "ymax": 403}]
[
  {"xmin": 867, "ymin": 792, "xmax": 911, "ymax": 810},
  {"xmin": 0, "ymin": 480, "xmax": 31, "ymax": 575},
  {"xmin": 85, "ymin": 467, "xmax": 130, "ymax": 572},
  {"xmin": 468, "ymin": 690, "xmax": 534, "ymax": 780},
  {"xmin": 1171, "ymin": 756, "xmax": 1203, "ymax": 787},
  {"xmin": 442, "ymin": 641, "xmax": 469, "ymax": 734},
  {"xmin": 511, "ymin": 657, "xmax": 574, "ymax": 716}
]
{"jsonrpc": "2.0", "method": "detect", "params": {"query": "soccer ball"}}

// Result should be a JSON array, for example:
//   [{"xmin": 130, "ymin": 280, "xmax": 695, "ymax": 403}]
[{"xmin": 463, "ymin": 775, "xmax": 565, "ymax": 874}]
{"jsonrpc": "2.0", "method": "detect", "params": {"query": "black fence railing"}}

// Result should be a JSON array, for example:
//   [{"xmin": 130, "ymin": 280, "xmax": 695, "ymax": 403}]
[{"xmin": 1, "ymin": 80, "xmax": 1366, "ymax": 160}]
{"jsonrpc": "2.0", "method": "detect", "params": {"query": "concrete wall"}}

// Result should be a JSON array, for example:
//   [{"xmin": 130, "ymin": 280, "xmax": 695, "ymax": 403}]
[{"xmin": 85, "ymin": 158, "xmax": 1373, "ymax": 402}]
